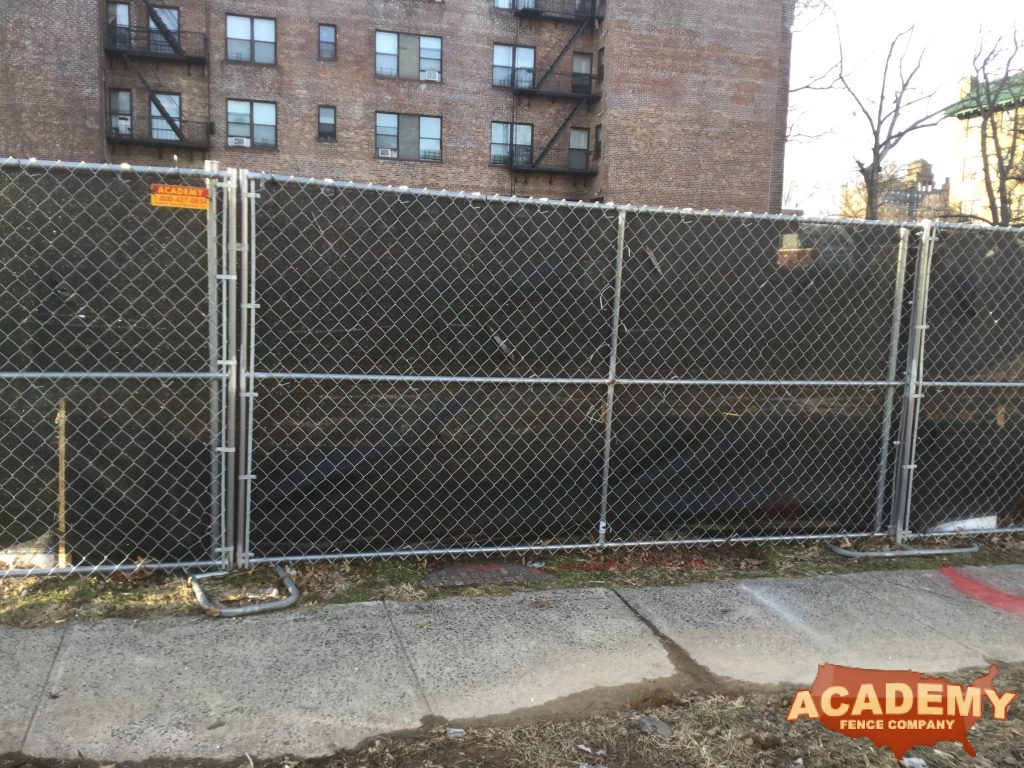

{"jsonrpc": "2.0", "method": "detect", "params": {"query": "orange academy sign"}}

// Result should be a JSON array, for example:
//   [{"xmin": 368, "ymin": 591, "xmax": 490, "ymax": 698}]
[
  {"xmin": 786, "ymin": 663, "xmax": 1017, "ymax": 758},
  {"xmin": 150, "ymin": 183, "xmax": 210, "ymax": 210}
]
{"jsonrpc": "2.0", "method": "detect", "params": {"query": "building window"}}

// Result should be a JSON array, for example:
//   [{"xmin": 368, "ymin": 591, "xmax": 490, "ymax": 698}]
[
  {"xmin": 375, "ymin": 32, "xmax": 442, "ymax": 81},
  {"xmin": 569, "ymin": 127, "xmax": 590, "ymax": 170},
  {"xmin": 594, "ymin": 124, "xmax": 602, "ymax": 157},
  {"xmin": 490, "ymin": 121, "xmax": 532, "ymax": 166},
  {"xmin": 226, "ymin": 15, "xmax": 276, "ymax": 64},
  {"xmin": 109, "ymin": 89, "xmax": 132, "ymax": 135},
  {"xmin": 227, "ymin": 99, "xmax": 277, "ymax": 147},
  {"xmin": 495, "ymin": 0, "xmax": 538, "ymax": 8},
  {"xmin": 318, "ymin": 24, "xmax": 336, "ymax": 60},
  {"xmin": 597, "ymin": 47, "xmax": 605, "ymax": 80},
  {"xmin": 375, "ymin": 112, "xmax": 442, "ymax": 161},
  {"xmin": 150, "ymin": 93, "xmax": 181, "ymax": 141},
  {"xmin": 318, "ymin": 106, "xmax": 336, "ymax": 142},
  {"xmin": 107, "ymin": 2, "xmax": 130, "ymax": 49},
  {"xmin": 571, "ymin": 52, "xmax": 593, "ymax": 94},
  {"xmin": 148, "ymin": 7, "xmax": 179, "ymax": 54},
  {"xmin": 493, "ymin": 44, "xmax": 534, "ymax": 89}
]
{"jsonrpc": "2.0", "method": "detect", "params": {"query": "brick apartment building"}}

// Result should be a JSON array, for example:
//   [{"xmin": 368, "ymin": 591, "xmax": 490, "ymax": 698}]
[{"xmin": 0, "ymin": 0, "xmax": 794, "ymax": 211}]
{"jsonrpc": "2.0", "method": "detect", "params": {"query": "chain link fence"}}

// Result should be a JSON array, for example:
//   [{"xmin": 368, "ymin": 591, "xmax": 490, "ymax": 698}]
[
  {"xmin": 2, "ymin": 159, "xmax": 1021, "ymax": 576},
  {"xmin": 1, "ymin": 159, "xmax": 235, "ymax": 575}
]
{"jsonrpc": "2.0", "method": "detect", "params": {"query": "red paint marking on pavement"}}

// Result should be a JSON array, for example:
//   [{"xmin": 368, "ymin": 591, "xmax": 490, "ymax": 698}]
[{"xmin": 940, "ymin": 567, "xmax": 1024, "ymax": 617}]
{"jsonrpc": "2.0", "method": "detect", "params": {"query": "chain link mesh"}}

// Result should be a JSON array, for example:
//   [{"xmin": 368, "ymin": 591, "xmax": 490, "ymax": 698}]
[
  {"xmin": 908, "ymin": 224, "xmax": 1024, "ymax": 535},
  {"xmin": 0, "ymin": 159, "xmax": 230, "ymax": 575}
]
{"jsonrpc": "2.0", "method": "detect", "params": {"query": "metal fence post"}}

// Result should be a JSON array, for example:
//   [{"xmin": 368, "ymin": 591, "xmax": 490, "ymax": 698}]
[
  {"xmin": 236, "ymin": 168, "xmax": 258, "ymax": 569},
  {"xmin": 891, "ymin": 221, "xmax": 936, "ymax": 543},
  {"xmin": 204, "ymin": 160, "xmax": 224, "ymax": 565},
  {"xmin": 597, "ymin": 208, "xmax": 627, "ymax": 546},
  {"xmin": 871, "ymin": 226, "xmax": 910, "ymax": 533},
  {"xmin": 219, "ymin": 168, "xmax": 240, "ymax": 569}
]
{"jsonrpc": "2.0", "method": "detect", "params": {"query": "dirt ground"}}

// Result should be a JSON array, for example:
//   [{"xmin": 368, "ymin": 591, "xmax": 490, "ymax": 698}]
[
  {"xmin": 4, "ymin": 535, "xmax": 1024, "ymax": 627},
  {"xmin": 2, "ymin": 663, "xmax": 1022, "ymax": 768}
]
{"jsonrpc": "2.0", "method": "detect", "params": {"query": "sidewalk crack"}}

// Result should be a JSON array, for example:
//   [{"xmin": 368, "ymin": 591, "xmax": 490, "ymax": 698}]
[
  {"xmin": 19, "ymin": 624, "xmax": 69, "ymax": 753},
  {"xmin": 382, "ymin": 599, "xmax": 436, "ymax": 717},
  {"xmin": 610, "ymin": 588, "xmax": 717, "ymax": 687}
]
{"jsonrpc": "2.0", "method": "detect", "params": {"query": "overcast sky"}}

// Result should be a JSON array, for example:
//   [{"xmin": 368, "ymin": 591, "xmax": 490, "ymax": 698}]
[{"xmin": 784, "ymin": 0, "xmax": 1021, "ymax": 215}]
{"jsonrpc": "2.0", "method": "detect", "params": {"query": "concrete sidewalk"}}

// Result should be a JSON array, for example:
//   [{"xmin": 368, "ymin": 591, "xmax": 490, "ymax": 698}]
[{"xmin": 4, "ymin": 565, "xmax": 1024, "ymax": 761}]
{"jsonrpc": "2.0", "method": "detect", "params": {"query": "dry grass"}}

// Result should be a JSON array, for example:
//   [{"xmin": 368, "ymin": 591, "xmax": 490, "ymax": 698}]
[{"xmin": 4, "ymin": 535, "xmax": 1024, "ymax": 627}]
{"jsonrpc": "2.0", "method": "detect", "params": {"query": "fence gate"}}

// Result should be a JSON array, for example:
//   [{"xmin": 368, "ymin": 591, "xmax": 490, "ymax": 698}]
[{"xmin": 0, "ymin": 159, "xmax": 236, "ymax": 575}]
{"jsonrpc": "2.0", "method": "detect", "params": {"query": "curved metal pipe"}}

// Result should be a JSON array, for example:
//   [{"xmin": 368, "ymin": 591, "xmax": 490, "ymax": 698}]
[{"xmin": 189, "ymin": 564, "xmax": 299, "ymax": 617}]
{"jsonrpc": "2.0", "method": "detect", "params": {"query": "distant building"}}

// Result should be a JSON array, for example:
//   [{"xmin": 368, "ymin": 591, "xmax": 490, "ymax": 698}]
[
  {"xmin": 945, "ymin": 74, "xmax": 1024, "ymax": 226},
  {"xmin": 839, "ymin": 159, "xmax": 953, "ymax": 221}
]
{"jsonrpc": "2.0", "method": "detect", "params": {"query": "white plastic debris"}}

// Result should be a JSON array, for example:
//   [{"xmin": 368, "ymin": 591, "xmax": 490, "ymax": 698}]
[
  {"xmin": 929, "ymin": 515, "xmax": 997, "ymax": 533},
  {"xmin": 447, "ymin": 727, "xmax": 466, "ymax": 739}
]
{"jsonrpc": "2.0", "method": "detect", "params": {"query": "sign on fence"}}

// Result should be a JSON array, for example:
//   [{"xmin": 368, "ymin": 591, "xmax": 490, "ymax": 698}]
[{"xmin": 150, "ymin": 183, "xmax": 210, "ymax": 210}]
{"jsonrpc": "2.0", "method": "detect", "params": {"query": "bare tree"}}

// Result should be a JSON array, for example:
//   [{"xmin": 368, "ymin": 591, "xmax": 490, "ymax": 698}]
[
  {"xmin": 959, "ymin": 33, "xmax": 1024, "ymax": 226},
  {"xmin": 837, "ymin": 28, "xmax": 949, "ymax": 219}
]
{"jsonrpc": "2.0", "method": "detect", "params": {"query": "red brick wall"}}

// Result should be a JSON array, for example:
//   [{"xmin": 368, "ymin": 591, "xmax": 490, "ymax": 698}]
[
  {"xmin": 597, "ymin": 0, "xmax": 792, "ymax": 212},
  {"xmin": 0, "ymin": 1, "xmax": 105, "ymax": 161},
  {"xmin": 2, "ymin": 0, "xmax": 792, "ymax": 212}
]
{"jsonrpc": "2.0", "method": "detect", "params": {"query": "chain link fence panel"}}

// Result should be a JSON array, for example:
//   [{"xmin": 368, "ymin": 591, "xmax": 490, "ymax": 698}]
[
  {"xmin": 0, "ymin": 159, "xmax": 234, "ymax": 575},
  {"xmin": 906, "ymin": 224, "xmax": 1024, "ymax": 536}
]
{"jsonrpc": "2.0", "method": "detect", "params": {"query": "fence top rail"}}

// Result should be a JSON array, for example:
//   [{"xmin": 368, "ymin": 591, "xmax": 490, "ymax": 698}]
[
  {"xmin": 0, "ymin": 156, "xmax": 230, "ymax": 180},
  {"xmin": 929, "ymin": 219, "xmax": 1024, "ymax": 235},
  {"xmin": 246, "ymin": 170, "xmax": 919, "ymax": 227}
]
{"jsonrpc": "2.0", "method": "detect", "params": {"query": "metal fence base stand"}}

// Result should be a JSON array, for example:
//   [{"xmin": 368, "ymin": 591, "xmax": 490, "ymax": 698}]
[
  {"xmin": 826, "ymin": 541, "xmax": 979, "ymax": 559},
  {"xmin": 188, "ymin": 564, "xmax": 299, "ymax": 617}
]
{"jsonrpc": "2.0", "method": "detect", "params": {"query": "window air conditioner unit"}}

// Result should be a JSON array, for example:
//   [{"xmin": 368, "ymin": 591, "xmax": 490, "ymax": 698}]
[
  {"xmin": 227, "ymin": 136, "xmax": 251, "ymax": 148},
  {"xmin": 377, "ymin": 148, "xmax": 398, "ymax": 158},
  {"xmin": 116, "ymin": 116, "xmax": 131, "ymax": 135},
  {"xmin": 422, "ymin": 70, "xmax": 441, "ymax": 82}
]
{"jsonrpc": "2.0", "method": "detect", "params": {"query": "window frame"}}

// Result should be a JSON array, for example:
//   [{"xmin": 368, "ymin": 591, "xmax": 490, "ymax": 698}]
[
  {"xmin": 594, "ymin": 123, "xmax": 603, "ymax": 157},
  {"xmin": 375, "ymin": 30, "xmax": 443, "ymax": 82},
  {"xmin": 225, "ymin": 14, "xmax": 277, "ymax": 66},
  {"xmin": 148, "ymin": 5, "xmax": 180, "ymax": 54},
  {"xmin": 318, "ymin": 24, "xmax": 336, "ymax": 61},
  {"xmin": 492, "ymin": 43, "xmax": 535, "ymax": 89},
  {"xmin": 318, "ymin": 105, "xmax": 337, "ymax": 142},
  {"xmin": 490, "ymin": 120, "xmax": 533, "ymax": 166},
  {"xmin": 375, "ymin": 111, "xmax": 443, "ymax": 162},
  {"xmin": 108, "ymin": 88, "xmax": 133, "ymax": 135},
  {"xmin": 226, "ymin": 98, "xmax": 278, "ymax": 148},
  {"xmin": 150, "ymin": 91, "xmax": 182, "ymax": 141}
]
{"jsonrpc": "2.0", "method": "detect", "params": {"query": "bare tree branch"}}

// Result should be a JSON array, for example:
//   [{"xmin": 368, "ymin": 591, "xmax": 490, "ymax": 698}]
[{"xmin": 834, "ymin": 25, "xmax": 949, "ymax": 219}]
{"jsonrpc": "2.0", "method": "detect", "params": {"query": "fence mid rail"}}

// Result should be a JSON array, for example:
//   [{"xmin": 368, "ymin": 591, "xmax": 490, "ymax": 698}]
[{"xmin": 1, "ymin": 158, "xmax": 1021, "ymax": 576}]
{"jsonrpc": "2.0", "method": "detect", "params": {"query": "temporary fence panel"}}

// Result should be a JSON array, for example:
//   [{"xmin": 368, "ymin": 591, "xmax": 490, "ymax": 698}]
[
  {"xmin": 0, "ymin": 159, "xmax": 236, "ymax": 576},
  {"xmin": 240, "ymin": 177, "xmax": 619, "ymax": 561},
  {"xmin": 904, "ymin": 223, "xmax": 1024, "ymax": 536}
]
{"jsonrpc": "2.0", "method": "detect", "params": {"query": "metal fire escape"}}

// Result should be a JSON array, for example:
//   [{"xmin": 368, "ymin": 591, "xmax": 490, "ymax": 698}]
[
  {"xmin": 505, "ymin": 0, "xmax": 602, "ymax": 177},
  {"xmin": 104, "ymin": 0, "xmax": 210, "ymax": 152}
]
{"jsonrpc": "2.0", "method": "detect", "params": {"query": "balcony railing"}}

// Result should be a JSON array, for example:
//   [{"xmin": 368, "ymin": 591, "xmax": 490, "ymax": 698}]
[
  {"xmin": 493, "ymin": 146, "xmax": 597, "ymax": 175},
  {"xmin": 105, "ymin": 24, "xmax": 208, "ymax": 64},
  {"xmin": 512, "ymin": 0, "xmax": 604, "ymax": 22},
  {"xmin": 493, "ymin": 67, "xmax": 600, "ymax": 100},
  {"xmin": 106, "ymin": 114, "xmax": 211, "ymax": 150}
]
